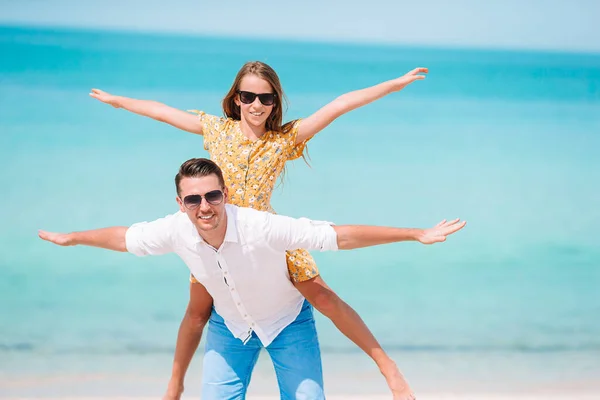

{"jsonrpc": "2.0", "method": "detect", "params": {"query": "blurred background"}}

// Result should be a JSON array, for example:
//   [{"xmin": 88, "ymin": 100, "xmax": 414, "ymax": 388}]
[{"xmin": 1, "ymin": 0, "xmax": 599, "ymax": 398}]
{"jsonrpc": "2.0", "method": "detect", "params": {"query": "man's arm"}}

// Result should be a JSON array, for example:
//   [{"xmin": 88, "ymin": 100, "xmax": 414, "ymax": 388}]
[
  {"xmin": 164, "ymin": 282, "xmax": 213, "ymax": 400},
  {"xmin": 38, "ymin": 213, "xmax": 181, "ymax": 255},
  {"xmin": 38, "ymin": 227, "xmax": 128, "ymax": 251},
  {"xmin": 334, "ymin": 219, "xmax": 466, "ymax": 249},
  {"xmin": 262, "ymin": 212, "xmax": 466, "ymax": 252}
]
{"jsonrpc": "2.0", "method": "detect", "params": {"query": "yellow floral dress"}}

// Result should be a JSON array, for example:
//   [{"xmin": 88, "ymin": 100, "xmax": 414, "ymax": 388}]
[{"xmin": 188, "ymin": 111, "xmax": 319, "ymax": 283}]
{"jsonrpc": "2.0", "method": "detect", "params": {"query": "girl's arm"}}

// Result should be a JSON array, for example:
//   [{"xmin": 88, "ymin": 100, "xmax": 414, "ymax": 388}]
[
  {"xmin": 295, "ymin": 67, "xmax": 427, "ymax": 144},
  {"xmin": 89, "ymin": 89, "xmax": 203, "ymax": 135}
]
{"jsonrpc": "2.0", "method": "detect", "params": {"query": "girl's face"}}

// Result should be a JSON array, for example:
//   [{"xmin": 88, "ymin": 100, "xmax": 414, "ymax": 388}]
[{"xmin": 235, "ymin": 74, "xmax": 275, "ymax": 131}]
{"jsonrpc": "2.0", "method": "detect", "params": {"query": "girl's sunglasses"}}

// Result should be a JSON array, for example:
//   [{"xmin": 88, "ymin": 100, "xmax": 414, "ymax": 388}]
[
  {"xmin": 182, "ymin": 190, "xmax": 224, "ymax": 210},
  {"xmin": 237, "ymin": 90, "xmax": 276, "ymax": 106}
]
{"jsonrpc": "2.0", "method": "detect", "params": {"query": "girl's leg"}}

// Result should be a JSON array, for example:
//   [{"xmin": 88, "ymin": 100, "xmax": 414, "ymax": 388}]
[{"xmin": 287, "ymin": 249, "xmax": 412, "ymax": 399}]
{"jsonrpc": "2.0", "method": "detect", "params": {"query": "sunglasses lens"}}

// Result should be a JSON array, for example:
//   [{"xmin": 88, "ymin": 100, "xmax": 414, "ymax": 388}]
[
  {"xmin": 239, "ymin": 91, "xmax": 256, "ymax": 104},
  {"xmin": 258, "ymin": 94, "xmax": 275, "ymax": 106},
  {"xmin": 183, "ymin": 194, "xmax": 202, "ymax": 209},
  {"xmin": 204, "ymin": 190, "xmax": 224, "ymax": 205}
]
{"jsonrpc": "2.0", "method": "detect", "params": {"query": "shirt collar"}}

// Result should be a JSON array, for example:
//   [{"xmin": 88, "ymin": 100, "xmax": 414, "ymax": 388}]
[
  {"xmin": 188, "ymin": 204, "xmax": 239, "ymax": 246},
  {"xmin": 223, "ymin": 204, "xmax": 239, "ymax": 244}
]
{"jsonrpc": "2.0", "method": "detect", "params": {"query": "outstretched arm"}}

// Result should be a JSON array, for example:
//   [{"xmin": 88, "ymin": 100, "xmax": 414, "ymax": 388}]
[
  {"xmin": 38, "ymin": 227, "xmax": 128, "ymax": 251},
  {"xmin": 264, "ymin": 213, "xmax": 465, "ymax": 252},
  {"xmin": 89, "ymin": 89, "xmax": 203, "ymax": 135},
  {"xmin": 334, "ymin": 219, "xmax": 466, "ymax": 250},
  {"xmin": 295, "ymin": 67, "xmax": 428, "ymax": 144},
  {"xmin": 39, "ymin": 213, "xmax": 179, "ymax": 255}
]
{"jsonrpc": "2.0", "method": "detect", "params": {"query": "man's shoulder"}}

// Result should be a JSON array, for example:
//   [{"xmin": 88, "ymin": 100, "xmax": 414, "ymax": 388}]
[
  {"xmin": 131, "ymin": 211, "xmax": 188, "ymax": 228},
  {"xmin": 159, "ymin": 211, "xmax": 195, "ymax": 247},
  {"xmin": 227, "ymin": 204, "xmax": 269, "ymax": 223},
  {"xmin": 227, "ymin": 205, "xmax": 272, "ymax": 239},
  {"xmin": 157, "ymin": 210, "xmax": 189, "ymax": 224},
  {"xmin": 144, "ymin": 211, "xmax": 192, "ymax": 236}
]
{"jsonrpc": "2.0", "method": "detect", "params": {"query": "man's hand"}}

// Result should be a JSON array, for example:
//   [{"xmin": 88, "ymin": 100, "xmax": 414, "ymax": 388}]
[
  {"xmin": 38, "ymin": 230, "xmax": 74, "ymax": 246},
  {"xmin": 418, "ymin": 218, "xmax": 466, "ymax": 244},
  {"xmin": 380, "ymin": 360, "xmax": 417, "ymax": 400},
  {"xmin": 162, "ymin": 380, "xmax": 184, "ymax": 400}
]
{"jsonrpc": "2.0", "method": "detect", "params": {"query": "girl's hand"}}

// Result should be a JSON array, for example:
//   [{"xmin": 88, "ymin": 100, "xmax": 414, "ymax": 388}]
[
  {"xmin": 89, "ymin": 88, "xmax": 121, "ymax": 108},
  {"xmin": 391, "ymin": 67, "xmax": 428, "ymax": 91}
]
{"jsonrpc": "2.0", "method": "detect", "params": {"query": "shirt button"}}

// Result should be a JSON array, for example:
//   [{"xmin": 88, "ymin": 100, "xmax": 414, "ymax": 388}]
[
  {"xmin": 224, "ymin": 271, "xmax": 228, "ymax": 275},
  {"xmin": 237, "ymin": 302, "xmax": 241, "ymax": 306},
  {"xmin": 230, "ymin": 287, "xmax": 235, "ymax": 291}
]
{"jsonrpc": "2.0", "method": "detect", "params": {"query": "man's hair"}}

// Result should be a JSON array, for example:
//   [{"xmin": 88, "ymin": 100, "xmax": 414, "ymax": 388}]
[{"xmin": 175, "ymin": 158, "xmax": 225, "ymax": 196}]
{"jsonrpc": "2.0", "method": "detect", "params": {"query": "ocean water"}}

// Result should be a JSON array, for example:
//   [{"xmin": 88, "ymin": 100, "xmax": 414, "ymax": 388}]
[{"xmin": 1, "ymin": 26, "xmax": 600, "ymax": 396}]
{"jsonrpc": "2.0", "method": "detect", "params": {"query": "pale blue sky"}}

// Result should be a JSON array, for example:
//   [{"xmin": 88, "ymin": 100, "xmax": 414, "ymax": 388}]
[{"xmin": 1, "ymin": 0, "xmax": 599, "ymax": 52}]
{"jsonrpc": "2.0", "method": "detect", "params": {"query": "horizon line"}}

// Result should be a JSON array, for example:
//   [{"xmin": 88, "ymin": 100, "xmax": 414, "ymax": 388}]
[{"xmin": 2, "ymin": 22, "xmax": 600, "ymax": 57}]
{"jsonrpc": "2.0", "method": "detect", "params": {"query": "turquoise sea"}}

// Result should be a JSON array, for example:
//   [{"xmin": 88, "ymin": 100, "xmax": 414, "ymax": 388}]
[{"xmin": 1, "ymin": 26, "xmax": 599, "ymax": 396}]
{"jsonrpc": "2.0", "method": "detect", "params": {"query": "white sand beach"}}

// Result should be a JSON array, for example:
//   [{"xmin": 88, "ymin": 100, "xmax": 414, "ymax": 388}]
[
  {"xmin": 5, "ymin": 395, "xmax": 600, "ymax": 400},
  {"xmin": 3, "ymin": 352, "xmax": 599, "ymax": 400}
]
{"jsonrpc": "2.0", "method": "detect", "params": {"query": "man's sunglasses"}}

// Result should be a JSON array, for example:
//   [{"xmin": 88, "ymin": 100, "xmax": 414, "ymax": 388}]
[
  {"xmin": 237, "ymin": 90, "xmax": 276, "ymax": 106},
  {"xmin": 182, "ymin": 190, "xmax": 224, "ymax": 210}
]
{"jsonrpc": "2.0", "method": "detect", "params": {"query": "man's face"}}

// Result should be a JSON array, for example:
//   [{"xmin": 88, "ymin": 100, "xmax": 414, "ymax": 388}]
[{"xmin": 177, "ymin": 174, "xmax": 228, "ymax": 233}]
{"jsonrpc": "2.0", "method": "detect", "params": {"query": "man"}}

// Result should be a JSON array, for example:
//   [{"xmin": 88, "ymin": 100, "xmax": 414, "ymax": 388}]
[{"xmin": 39, "ymin": 158, "xmax": 466, "ymax": 400}]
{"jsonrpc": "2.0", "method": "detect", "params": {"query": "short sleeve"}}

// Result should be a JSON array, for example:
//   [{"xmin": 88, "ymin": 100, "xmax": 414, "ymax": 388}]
[
  {"xmin": 248, "ymin": 209, "xmax": 338, "ymax": 253},
  {"xmin": 125, "ymin": 213, "xmax": 180, "ymax": 256},
  {"xmin": 187, "ymin": 110, "xmax": 225, "ymax": 151},
  {"xmin": 286, "ymin": 119, "xmax": 311, "ymax": 161}
]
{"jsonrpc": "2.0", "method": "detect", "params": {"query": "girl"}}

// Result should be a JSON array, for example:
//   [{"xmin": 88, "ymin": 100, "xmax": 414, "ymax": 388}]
[{"xmin": 91, "ymin": 61, "xmax": 427, "ymax": 400}]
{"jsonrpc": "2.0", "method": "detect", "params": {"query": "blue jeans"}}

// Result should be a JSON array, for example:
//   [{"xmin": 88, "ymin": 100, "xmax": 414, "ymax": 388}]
[{"xmin": 201, "ymin": 300, "xmax": 325, "ymax": 400}]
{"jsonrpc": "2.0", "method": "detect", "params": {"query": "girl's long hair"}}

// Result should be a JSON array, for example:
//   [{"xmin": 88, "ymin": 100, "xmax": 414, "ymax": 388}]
[
  {"xmin": 222, "ymin": 61, "xmax": 309, "ymax": 183},
  {"xmin": 222, "ymin": 61, "xmax": 295, "ymax": 134}
]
